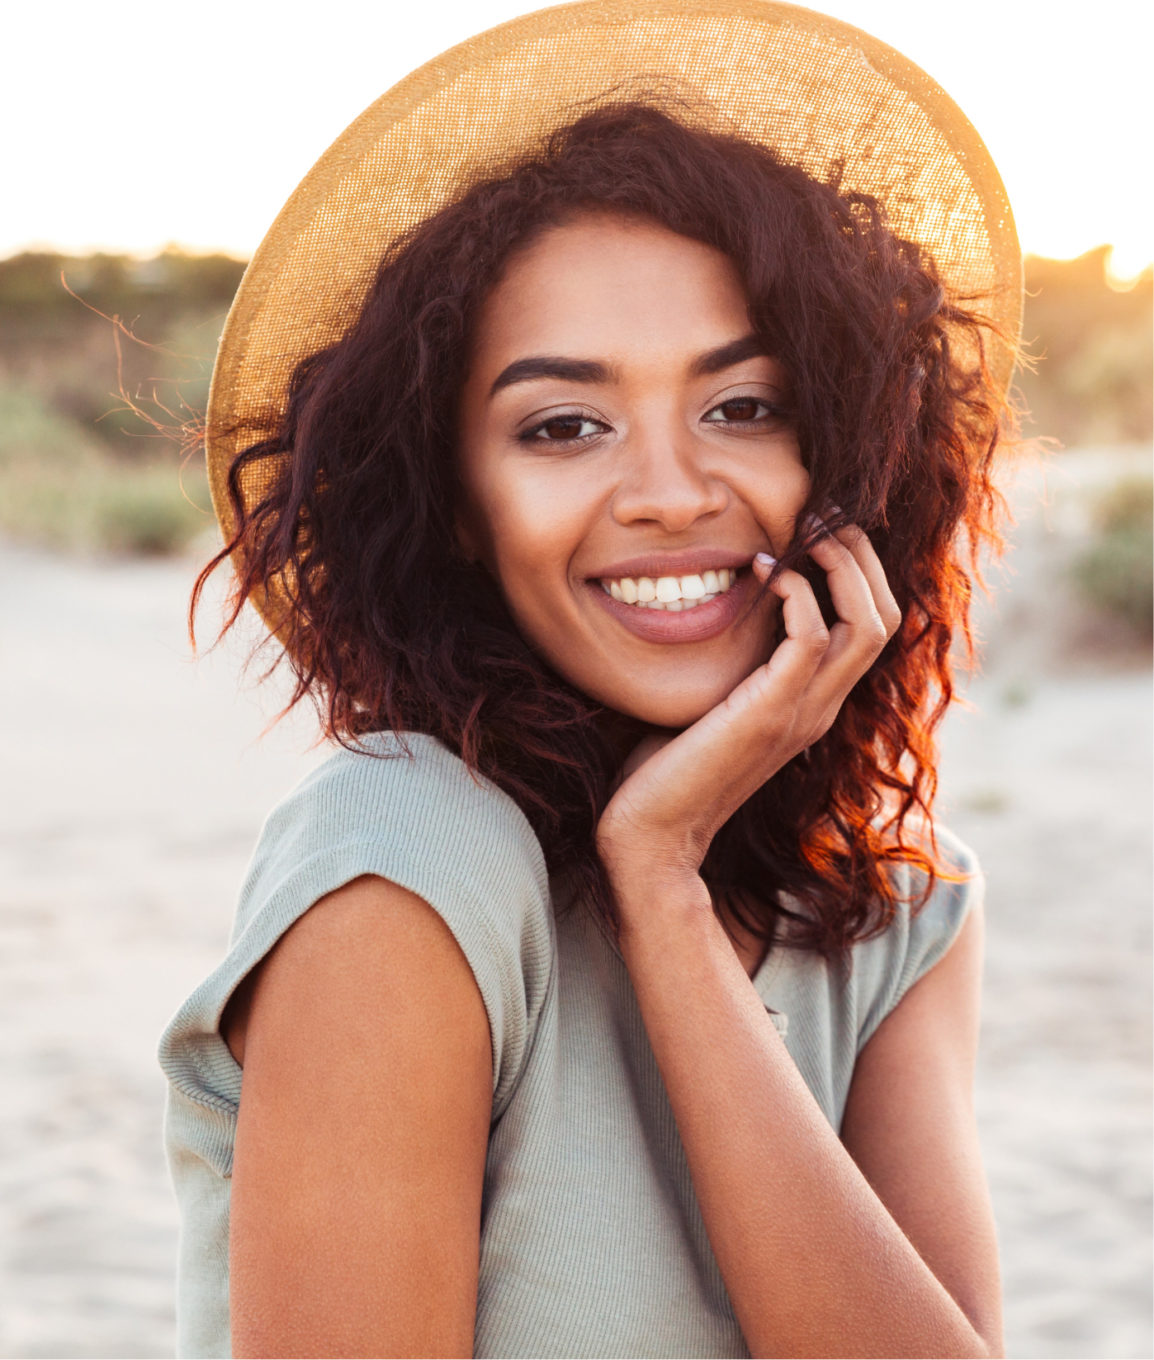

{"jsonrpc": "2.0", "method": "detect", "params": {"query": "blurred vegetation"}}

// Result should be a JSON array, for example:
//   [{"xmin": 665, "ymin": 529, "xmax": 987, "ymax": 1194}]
[
  {"xmin": 1072, "ymin": 474, "xmax": 1154, "ymax": 640},
  {"xmin": 0, "ymin": 380, "xmax": 209, "ymax": 555},
  {"xmin": 0, "ymin": 249, "xmax": 239, "ymax": 555},
  {"xmin": 1017, "ymin": 248, "xmax": 1153, "ymax": 447},
  {"xmin": 0, "ymin": 243, "xmax": 1148, "ymax": 560}
]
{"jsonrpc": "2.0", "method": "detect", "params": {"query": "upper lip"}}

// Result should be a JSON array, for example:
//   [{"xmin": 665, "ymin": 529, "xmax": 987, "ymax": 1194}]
[{"xmin": 587, "ymin": 548, "xmax": 761, "ymax": 580}]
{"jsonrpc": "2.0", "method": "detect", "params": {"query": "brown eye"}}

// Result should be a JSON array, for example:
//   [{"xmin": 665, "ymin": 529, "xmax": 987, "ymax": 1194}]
[
  {"xmin": 520, "ymin": 413, "xmax": 606, "ymax": 445},
  {"xmin": 540, "ymin": 416, "xmax": 587, "ymax": 440},
  {"xmin": 703, "ymin": 396, "xmax": 789, "ymax": 428},
  {"xmin": 716, "ymin": 398, "xmax": 763, "ymax": 421}
]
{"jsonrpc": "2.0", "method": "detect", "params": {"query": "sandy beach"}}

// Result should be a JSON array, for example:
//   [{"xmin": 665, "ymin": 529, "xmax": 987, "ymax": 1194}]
[{"xmin": 0, "ymin": 447, "xmax": 1149, "ymax": 1359}]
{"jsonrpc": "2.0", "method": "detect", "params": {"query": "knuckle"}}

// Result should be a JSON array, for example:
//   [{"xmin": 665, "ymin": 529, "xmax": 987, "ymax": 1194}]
[
  {"xmin": 800, "ymin": 712, "xmax": 836, "ymax": 749},
  {"xmin": 863, "ymin": 613, "xmax": 889, "ymax": 650},
  {"xmin": 739, "ymin": 669, "xmax": 776, "ymax": 708}
]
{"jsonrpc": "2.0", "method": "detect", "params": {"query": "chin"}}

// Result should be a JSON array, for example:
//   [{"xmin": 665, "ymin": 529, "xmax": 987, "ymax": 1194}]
[{"xmin": 601, "ymin": 677, "xmax": 746, "ymax": 732}]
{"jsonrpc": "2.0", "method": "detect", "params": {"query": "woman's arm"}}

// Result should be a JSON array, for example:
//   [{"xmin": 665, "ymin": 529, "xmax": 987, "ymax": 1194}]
[
  {"xmin": 224, "ymin": 875, "xmax": 493, "ymax": 1358},
  {"xmin": 600, "ymin": 525, "xmax": 1000, "ymax": 1357},
  {"xmin": 839, "ymin": 896, "xmax": 1002, "ymax": 1352},
  {"xmin": 617, "ymin": 881, "xmax": 1001, "ymax": 1359}
]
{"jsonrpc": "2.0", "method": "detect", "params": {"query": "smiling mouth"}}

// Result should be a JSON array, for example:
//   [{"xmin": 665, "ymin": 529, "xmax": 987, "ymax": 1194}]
[{"xmin": 598, "ymin": 566, "xmax": 745, "ymax": 611}]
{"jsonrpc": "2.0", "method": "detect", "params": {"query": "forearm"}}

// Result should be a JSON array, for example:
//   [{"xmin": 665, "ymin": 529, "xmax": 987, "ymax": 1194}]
[{"xmin": 616, "ymin": 883, "xmax": 993, "ymax": 1360}]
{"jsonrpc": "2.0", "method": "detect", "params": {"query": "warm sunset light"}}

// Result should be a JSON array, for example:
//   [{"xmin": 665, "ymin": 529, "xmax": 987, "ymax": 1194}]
[
  {"xmin": 6, "ymin": 0, "xmax": 1150, "ymax": 278},
  {"xmin": 3, "ymin": 5, "xmax": 1151, "ymax": 1360}
]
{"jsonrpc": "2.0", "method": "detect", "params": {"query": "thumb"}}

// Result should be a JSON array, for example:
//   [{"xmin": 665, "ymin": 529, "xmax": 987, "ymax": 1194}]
[{"xmin": 619, "ymin": 730, "xmax": 677, "ymax": 781}]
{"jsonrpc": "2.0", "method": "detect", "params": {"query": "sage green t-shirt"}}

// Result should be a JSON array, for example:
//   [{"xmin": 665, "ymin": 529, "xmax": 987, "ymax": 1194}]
[{"xmin": 159, "ymin": 732, "xmax": 979, "ymax": 1358}]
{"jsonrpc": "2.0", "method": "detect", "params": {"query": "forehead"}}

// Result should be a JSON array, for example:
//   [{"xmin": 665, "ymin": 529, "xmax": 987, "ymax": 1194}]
[{"xmin": 470, "ymin": 212, "xmax": 751, "ymax": 365}]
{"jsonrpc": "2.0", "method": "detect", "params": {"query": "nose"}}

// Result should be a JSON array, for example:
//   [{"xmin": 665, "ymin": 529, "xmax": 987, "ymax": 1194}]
[{"xmin": 610, "ymin": 427, "xmax": 728, "ymax": 532}]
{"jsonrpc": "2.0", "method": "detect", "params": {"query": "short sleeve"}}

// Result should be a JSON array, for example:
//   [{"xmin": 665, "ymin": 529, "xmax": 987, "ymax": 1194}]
[
  {"xmin": 854, "ymin": 825, "xmax": 983, "ymax": 1054},
  {"xmin": 158, "ymin": 732, "xmax": 555, "ymax": 1177}
]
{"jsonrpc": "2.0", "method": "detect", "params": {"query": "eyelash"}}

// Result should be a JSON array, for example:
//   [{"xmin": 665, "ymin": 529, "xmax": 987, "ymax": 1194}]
[{"xmin": 518, "ymin": 397, "xmax": 789, "ymax": 447}]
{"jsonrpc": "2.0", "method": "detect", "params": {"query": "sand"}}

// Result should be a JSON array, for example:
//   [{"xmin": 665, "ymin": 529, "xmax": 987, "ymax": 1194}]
[{"xmin": 0, "ymin": 447, "xmax": 1149, "ymax": 1358}]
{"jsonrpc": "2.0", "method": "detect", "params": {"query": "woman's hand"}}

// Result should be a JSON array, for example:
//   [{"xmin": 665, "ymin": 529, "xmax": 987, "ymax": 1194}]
[{"xmin": 596, "ymin": 519, "xmax": 901, "ymax": 906}]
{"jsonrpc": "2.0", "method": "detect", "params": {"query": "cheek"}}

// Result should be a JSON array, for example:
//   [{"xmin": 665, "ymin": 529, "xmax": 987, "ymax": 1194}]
[
  {"xmin": 748, "ymin": 459, "xmax": 812, "ymax": 550},
  {"xmin": 466, "ymin": 470, "xmax": 590, "ymax": 607}
]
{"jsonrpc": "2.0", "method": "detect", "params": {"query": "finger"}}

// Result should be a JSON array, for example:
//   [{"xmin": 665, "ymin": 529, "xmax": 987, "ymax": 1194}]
[
  {"xmin": 654, "ymin": 570, "xmax": 825, "ymax": 819},
  {"xmin": 805, "ymin": 530, "xmax": 890, "ymax": 673},
  {"xmin": 618, "ymin": 730, "xmax": 674, "ymax": 781},
  {"xmin": 825, "ymin": 519, "xmax": 902, "ymax": 637},
  {"xmin": 750, "ymin": 554, "xmax": 830, "ymax": 693},
  {"xmin": 620, "ymin": 563, "xmax": 833, "ymax": 827},
  {"xmin": 667, "ymin": 559, "xmax": 826, "ymax": 773}
]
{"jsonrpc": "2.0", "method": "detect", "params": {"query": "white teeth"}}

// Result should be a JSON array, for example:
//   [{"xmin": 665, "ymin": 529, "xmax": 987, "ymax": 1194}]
[{"xmin": 599, "ymin": 566, "xmax": 743, "ymax": 609}]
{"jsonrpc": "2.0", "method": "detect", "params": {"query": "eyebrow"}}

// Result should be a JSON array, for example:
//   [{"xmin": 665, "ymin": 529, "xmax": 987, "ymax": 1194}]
[
  {"xmin": 489, "ymin": 355, "xmax": 611, "ymax": 397},
  {"xmin": 488, "ymin": 332, "xmax": 770, "ymax": 398},
  {"xmin": 689, "ymin": 333, "xmax": 769, "ymax": 377}
]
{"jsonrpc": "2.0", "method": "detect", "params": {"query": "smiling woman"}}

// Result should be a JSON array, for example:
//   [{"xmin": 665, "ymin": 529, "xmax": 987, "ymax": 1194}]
[{"xmin": 159, "ymin": 4, "xmax": 1021, "ymax": 1357}]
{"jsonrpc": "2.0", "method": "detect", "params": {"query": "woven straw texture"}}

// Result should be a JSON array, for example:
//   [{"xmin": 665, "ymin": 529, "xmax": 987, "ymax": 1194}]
[{"xmin": 207, "ymin": 0, "xmax": 1021, "ymax": 601}]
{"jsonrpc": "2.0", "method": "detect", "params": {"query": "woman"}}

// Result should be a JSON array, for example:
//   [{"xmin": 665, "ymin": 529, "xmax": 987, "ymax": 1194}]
[{"xmin": 161, "ymin": 5, "xmax": 1021, "ymax": 1356}]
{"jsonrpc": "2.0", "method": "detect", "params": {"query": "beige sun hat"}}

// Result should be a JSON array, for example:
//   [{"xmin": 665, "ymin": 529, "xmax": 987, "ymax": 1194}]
[{"xmin": 207, "ymin": 0, "xmax": 1021, "ymax": 585}]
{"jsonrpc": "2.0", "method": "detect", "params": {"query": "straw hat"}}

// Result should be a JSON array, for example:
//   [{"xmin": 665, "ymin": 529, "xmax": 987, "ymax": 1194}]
[{"xmin": 207, "ymin": 0, "xmax": 1021, "ymax": 583}]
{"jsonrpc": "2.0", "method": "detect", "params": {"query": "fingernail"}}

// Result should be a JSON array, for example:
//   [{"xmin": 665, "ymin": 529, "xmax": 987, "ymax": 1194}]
[
  {"xmin": 801, "ymin": 513, "xmax": 827, "ymax": 537},
  {"xmin": 754, "ymin": 551, "xmax": 777, "ymax": 569}
]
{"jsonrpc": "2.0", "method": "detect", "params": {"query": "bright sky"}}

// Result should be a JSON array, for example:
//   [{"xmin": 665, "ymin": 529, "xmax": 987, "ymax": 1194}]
[{"xmin": 6, "ymin": 0, "xmax": 1150, "ymax": 279}]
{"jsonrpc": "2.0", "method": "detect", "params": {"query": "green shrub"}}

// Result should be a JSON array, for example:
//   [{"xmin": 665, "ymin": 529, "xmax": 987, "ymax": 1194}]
[
  {"xmin": 1073, "ymin": 475, "xmax": 1154, "ymax": 638},
  {"xmin": 84, "ymin": 464, "xmax": 212, "ymax": 556},
  {"xmin": 0, "ymin": 382, "xmax": 105, "ymax": 468},
  {"xmin": 0, "ymin": 383, "xmax": 212, "ymax": 555},
  {"xmin": 0, "ymin": 456, "xmax": 211, "ymax": 556}
]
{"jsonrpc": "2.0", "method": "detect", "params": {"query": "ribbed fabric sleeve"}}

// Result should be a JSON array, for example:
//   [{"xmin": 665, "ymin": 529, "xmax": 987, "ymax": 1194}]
[
  {"xmin": 159, "ymin": 731, "xmax": 554, "ymax": 1175},
  {"xmin": 854, "ymin": 824, "xmax": 983, "ymax": 1054}
]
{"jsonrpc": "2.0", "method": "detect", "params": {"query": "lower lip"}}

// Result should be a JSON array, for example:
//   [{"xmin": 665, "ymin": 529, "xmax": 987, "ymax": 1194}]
[{"xmin": 587, "ymin": 572, "xmax": 759, "ymax": 644}]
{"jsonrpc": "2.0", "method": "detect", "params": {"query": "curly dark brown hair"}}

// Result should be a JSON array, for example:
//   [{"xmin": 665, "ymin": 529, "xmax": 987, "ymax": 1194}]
[{"xmin": 195, "ymin": 100, "xmax": 1013, "ymax": 958}]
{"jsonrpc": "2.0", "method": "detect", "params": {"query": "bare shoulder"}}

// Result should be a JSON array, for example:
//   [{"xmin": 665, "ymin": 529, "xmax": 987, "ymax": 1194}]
[
  {"xmin": 227, "ymin": 874, "xmax": 493, "ymax": 1358},
  {"xmin": 223, "ymin": 873, "xmax": 491, "ymax": 1069}
]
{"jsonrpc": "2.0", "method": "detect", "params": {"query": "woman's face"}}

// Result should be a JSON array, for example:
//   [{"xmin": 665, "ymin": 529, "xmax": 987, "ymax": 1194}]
[{"xmin": 456, "ymin": 211, "xmax": 811, "ymax": 729}]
